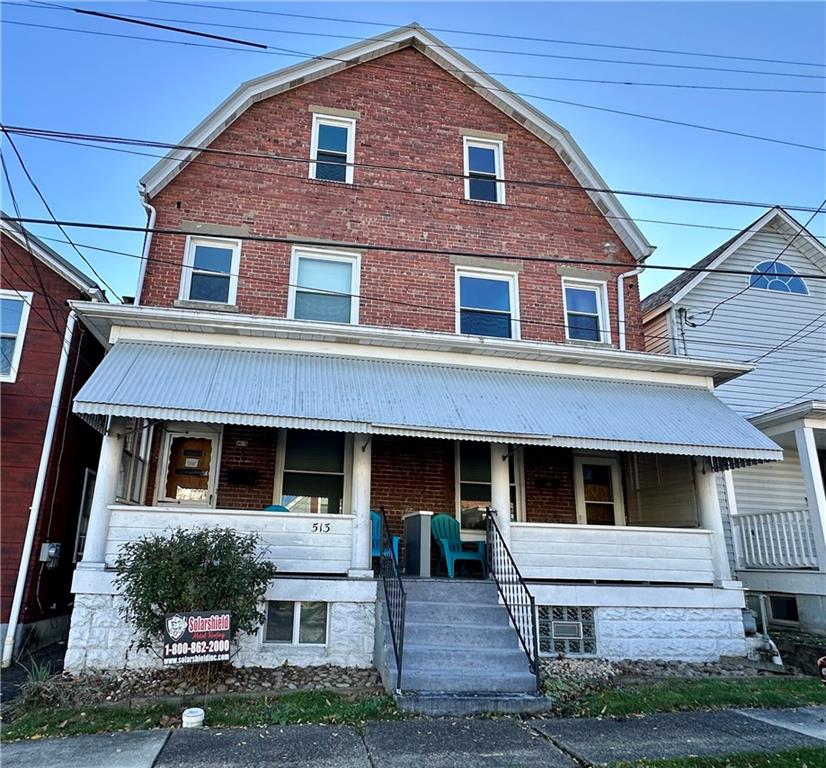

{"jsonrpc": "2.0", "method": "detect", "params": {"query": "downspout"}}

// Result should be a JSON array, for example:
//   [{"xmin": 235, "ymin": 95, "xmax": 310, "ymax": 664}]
[
  {"xmin": 134, "ymin": 183, "xmax": 156, "ymax": 306},
  {"xmin": 617, "ymin": 265, "xmax": 645, "ymax": 351},
  {"xmin": 2, "ymin": 310, "xmax": 77, "ymax": 667}
]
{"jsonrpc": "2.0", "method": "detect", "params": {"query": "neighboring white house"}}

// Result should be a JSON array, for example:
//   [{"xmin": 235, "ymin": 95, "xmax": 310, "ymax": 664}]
[{"xmin": 642, "ymin": 207, "xmax": 826, "ymax": 633}]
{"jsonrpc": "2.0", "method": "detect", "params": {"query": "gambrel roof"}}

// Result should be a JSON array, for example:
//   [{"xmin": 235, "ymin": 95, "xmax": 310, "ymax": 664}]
[
  {"xmin": 139, "ymin": 24, "xmax": 654, "ymax": 261},
  {"xmin": 641, "ymin": 206, "xmax": 826, "ymax": 316},
  {"xmin": 1, "ymin": 214, "xmax": 106, "ymax": 301}
]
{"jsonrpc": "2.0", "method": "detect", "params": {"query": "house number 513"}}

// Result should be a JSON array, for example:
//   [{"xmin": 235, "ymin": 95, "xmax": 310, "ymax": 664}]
[{"xmin": 311, "ymin": 522, "xmax": 331, "ymax": 533}]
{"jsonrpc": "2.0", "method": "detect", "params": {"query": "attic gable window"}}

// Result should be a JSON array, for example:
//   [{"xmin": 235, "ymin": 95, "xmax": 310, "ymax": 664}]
[
  {"xmin": 749, "ymin": 261, "xmax": 808, "ymax": 295},
  {"xmin": 463, "ymin": 138, "xmax": 505, "ymax": 203},
  {"xmin": 180, "ymin": 237, "xmax": 241, "ymax": 305},
  {"xmin": 310, "ymin": 114, "xmax": 355, "ymax": 184}
]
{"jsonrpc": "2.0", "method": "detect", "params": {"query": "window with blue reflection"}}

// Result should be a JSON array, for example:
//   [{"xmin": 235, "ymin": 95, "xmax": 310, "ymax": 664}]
[
  {"xmin": 465, "ymin": 140, "xmax": 502, "ymax": 203},
  {"xmin": 565, "ymin": 284, "xmax": 604, "ymax": 342},
  {"xmin": 313, "ymin": 118, "xmax": 352, "ymax": 183},
  {"xmin": 458, "ymin": 273, "xmax": 514, "ymax": 338},
  {"xmin": 0, "ymin": 297, "xmax": 25, "ymax": 378},
  {"xmin": 293, "ymin": 254, "xmax": 356, "ymax": 324},
  {"xmin": 749, "ymin": 261, "xmax": 808, "ymax": 295},
  {"xmin": 187, "ymin": 242, "xmax": 236, "ymax": 303}
]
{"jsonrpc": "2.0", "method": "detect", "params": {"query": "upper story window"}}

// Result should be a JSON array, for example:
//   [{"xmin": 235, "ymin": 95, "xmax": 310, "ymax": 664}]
[
  {"xmin": 563, "ymin": 279, "xmax": 610, "ymax": 344},
  {"xmin": 0, "ymin": 290, "xmax": 32, "ymax": 383},
  {"xmin": 180, "ymin": 237, "xmax": 241, "ymax": 305},
  {"xmin": 310, "ymin": 114, "xmax": 356, "ymax": 184},
  {"xmin": 289, "ymin": 247, "xmax": 360, "ymax": 324},
  {"xmin": 456, "ymin": 267, "xmax": 519, "ymax": 339},
  {"xmin": 749, "ymin": 261, "xmax": 808, "ymax": 295},
  {"xmin": 463, "ymin": 138, "xmax": 505, "ymax": 203}
]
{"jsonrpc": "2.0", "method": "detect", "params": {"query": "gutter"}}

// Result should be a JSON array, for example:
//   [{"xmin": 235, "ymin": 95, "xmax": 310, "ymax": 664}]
[
  {"xmin": 134, "ymin": 184, "xmax": 156, "ymax": 306},
  {"xmin": 2, "ymin": 311, "xmax": 77, "ymax": 667},
  {"xmin": 618, "ymin": 265, "xmax": 645, "ymax": 351}
]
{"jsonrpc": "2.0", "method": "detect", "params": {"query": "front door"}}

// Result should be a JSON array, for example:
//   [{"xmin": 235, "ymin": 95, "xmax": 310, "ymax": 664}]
[
  {"xmin": 160, "ymin": 431, "xmax": 219, "ymax": 505},
  {"xmin": 574, "ymin": 456, "xmax": 625, "ymax": 526}
]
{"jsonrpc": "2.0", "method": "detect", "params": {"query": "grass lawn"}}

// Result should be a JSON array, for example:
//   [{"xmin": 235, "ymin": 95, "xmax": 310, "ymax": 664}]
[
  {"xmin": 574, "ymin": 677, "xmax": 826, "ymax": 717},
  {"xmin": 611, "ymin": 746, "xmax": 826, "ymax": 768},
  {"xmin": 0, "ymin": 691, "xmax": 399, "ymax": 742}
]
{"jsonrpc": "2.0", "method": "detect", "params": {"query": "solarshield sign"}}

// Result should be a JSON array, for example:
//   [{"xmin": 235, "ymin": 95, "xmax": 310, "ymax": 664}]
[{"xmin": 162, "ymin": 611, "xmax": 231, "ymax": 665}]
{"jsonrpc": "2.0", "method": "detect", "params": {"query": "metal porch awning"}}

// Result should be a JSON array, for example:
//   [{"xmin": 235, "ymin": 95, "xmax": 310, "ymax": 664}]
[{"xmin": 73, "ymin": 342, "xmax": 782, "ymax": 463}]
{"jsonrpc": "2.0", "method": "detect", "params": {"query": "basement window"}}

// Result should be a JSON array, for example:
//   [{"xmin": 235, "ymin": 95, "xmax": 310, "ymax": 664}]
[
  {"xmin": 310, "ymin": 114, "xmax": 355, "ymax": 183},
  {"xmin": 538, "ymin": 606, "xmax": 596, "ymax": 656},
  {"xmin": 265, "ymin": 601, "xmax": 328, "ymax": 645}
]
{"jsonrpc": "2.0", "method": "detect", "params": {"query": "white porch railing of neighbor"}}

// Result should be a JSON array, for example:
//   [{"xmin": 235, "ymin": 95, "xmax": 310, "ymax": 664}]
[
  {"xmin": 509, "ymin": 523, "xmax": 715, "ymax": 584},
  {"xmin": 732, "ymin": 509, "xmax": 818, "ymax": 570},
  {"xmin": 105, "ymin": 505, "xmax": 354, "ymax": 574}
]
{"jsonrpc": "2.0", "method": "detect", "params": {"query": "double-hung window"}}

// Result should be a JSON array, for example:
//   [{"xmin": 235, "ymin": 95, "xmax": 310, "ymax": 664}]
[
  {"xmin": 181, "ymin": 237, "xmax": 241, "ymax": 305},
  {"xmin": 563, "ymin": 279, "xmax": 609, "ymax": 343},
  {"xmin": 310, "ymin": 114, "xmax": 355, "ymax": 183},
  {"xmin": 456, "ymin": 442, "xmax": 523, "ymax": 532},
  {"xmin": 463, "ymin": 138, "xmax": 504, "ymax": 203},
  {"xmin": 0, "ymin": 290, "xmax": 32, "ymax": 383},
  {"xmin": 289, "ymin": 247, "xmax": 359, "ymax": 324},
  {"xmin": 456, "ymin": 268, "xmax": 519, "ymax": 339},
  {"xmin": 278, "ymin": 430, "xmax": 348, "ymax": 515}
]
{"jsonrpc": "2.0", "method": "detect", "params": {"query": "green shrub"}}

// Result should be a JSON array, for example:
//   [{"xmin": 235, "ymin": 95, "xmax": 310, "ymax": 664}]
[{"xmin": 113, "ymin": 526, "xmax": 277, "ymax": 649}]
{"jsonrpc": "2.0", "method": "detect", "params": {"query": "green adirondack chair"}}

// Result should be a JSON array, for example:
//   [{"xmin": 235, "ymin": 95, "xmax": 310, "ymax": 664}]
[{"xmin": 431, "ymin": 513, "xmax": 487, "ymax": 578}]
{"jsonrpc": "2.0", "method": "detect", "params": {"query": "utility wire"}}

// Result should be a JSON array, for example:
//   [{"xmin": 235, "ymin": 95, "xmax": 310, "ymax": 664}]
[
  {"xmin": 749, "ymin": 312, "xmax": 826, "ymax": 363},
  {"xmin": 151, "ymin": 1, "xmax": 826, "ymax": 70},
  {"xmin": 18, "ymin": 3, "xmax": 825, "ymax": 95},
  {"xmin": 688, "ymin": 198, "xmax": 826, "ymax": 327},
  {"xmin": 6, "ymin": 124, "xmax": 825, "ymax": 215},
  {"xmin": 7, "ymin": 221, "xmax": 824, "ymax": 356},
  {"xmin": 3, "ymin": 19, "xmax": 824, "ymax": 154},
  {"xmin": 1, "ymin": 129, "xmax": 122, "ymax": 302}
]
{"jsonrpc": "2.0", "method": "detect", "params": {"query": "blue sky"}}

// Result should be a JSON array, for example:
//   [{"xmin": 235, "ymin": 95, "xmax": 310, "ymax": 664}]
[{"xmin": 1, "ymin": 1, "xmax": 824, "ymax": 301}]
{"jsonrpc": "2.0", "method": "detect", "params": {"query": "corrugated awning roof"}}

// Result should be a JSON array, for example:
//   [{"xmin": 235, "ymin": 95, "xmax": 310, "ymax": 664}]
[{"xmin": 74, "ymin": 342, "xmax": 782, "ymax": 461}]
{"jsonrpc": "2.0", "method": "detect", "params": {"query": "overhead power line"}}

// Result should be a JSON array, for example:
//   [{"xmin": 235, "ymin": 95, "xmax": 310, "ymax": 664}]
[
  {"xmin": 150, "ymin": 0, "xmax": 826, "ymax": 70},
  {"xmin": 5, "ymin": 216, "xmax": 826, "ymax": 282},
  {"xmin": 5, "ymin": 124, "xmax": 825, "ymax": 216},
  {"xmin": 3, "ymin": 19, "xmax": 824, "ymax": 153},
  {"xmin": 19, "ymin": 2, "xmax": 826, "ymax": 92}
]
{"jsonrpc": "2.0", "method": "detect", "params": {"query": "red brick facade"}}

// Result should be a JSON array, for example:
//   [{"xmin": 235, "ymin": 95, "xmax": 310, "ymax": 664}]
[
  {"xmin": 139, "ymin": 47, "xmax": 645, "ymax": 350},
  {"xmin": 0, "ymin": 235, "xmax": 103, "ymax": 628}
]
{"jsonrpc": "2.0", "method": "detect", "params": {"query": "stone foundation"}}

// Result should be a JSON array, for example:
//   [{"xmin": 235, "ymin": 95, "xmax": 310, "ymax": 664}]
[
  {"xmin": 595, "ymin": 607, "xmax": 747, "ymax": 661},
  {"xmin": 65, "ymin": 593, "xmax": 375, "ymax": 673}
]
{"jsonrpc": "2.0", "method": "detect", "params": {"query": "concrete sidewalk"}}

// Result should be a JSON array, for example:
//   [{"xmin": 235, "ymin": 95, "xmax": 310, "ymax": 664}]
[{"xmin": 3, "ymin": 706, "xmax": 824, "ymax": 768}]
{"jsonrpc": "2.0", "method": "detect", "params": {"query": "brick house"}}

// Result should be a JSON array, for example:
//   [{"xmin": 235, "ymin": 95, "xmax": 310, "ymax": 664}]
[
  {"xmin": 64, "ymin": 27, "xmax": 781, "ymax": 703},
  {"xmin": 0, "ymin": 217, "xmax": 105, "ymax": 665}
]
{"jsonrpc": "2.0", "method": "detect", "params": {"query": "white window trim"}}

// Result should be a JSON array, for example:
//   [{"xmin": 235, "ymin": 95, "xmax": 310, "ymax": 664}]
[
  {"xmin": 573, "ymin": 454, "xmax": 626, "ymax": 526},
  {"xmin": 287, "ymin": 246, "xmax": 361, "ymax": 325},
  {"xmin": 73, "ymin": 467, "xmax": 96, "ymax": 563},
  {"xmin": 155, "ymin": 425, "xmax": 223, "ymax": 507},
  {"xmin": 562, "ymin": 278, "xmax": 611, "ymax": 345},
  {"xmin": 309, "ymin": 113, "xmax": 356, "ymax": 184},
  {"xmin": 116, "ymin": 419, "xmax": 154, "ymax": 504},
  {"xmin": 273, "ymin": 428, "xmax": 353, "ymax": 515},
  {"xmin": 463, "ymin": 136, "xmax": 505, "ymax": 204},
  {"xmin": 179, "ymin": 236, "xmax": 241, "ymax": 306},
  {"xmin": 0, "ymin": 289, "xmax": 32, "ymax": 383},
  {"xmin": 454, "ymin": 442, "xmax": 526, "ymax": 537},
  {"xmin": 264, "ymin": 600, "xmax": 330, "ymax": 646},
  {"xmin": 455, "ymin": 265, "xmax": 520, "ymax": 340}
]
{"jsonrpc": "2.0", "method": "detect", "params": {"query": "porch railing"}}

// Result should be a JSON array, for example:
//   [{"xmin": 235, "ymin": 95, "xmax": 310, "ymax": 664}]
[
  {"xmin": 732, "ymin": 509, "xmax": 818, "ymax": 570},
  {"xmin": 486, "ymin": 511, "xmax": 541, "ymax": 692},
  {"xmin": 378, "ymin": 507, "xmax": 406, "ymax": 692}
]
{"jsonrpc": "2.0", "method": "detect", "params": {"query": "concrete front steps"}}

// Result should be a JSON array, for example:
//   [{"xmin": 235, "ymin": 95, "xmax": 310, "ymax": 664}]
[{"xmin": 377, "ymin": 578, "xmax": 551, "ymax": 715}]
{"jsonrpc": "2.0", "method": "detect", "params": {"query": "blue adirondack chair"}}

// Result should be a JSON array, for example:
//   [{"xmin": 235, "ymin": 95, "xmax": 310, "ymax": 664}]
[
  {"xmin": 371, "ymin": 510, "xmax": 400, "ymax": 561},
  {"xmin": 431, "ymin": 513, "xmax": 487, "ymax": 578}
]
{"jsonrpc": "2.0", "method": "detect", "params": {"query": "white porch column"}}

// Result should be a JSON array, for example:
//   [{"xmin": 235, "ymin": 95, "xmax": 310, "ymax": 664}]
[
  {"xmin": 77, "ymin": 419, "xmax": 126, "ymax": 569},
  {"xmin": 490, "ymin": 443, "xmax": 512, "ymax": 546},
  {"xmin": 794, "ymin": 426, "xmax": 826, "ymax": 571},
  {"xmin": 693, "ymin": 458, "xmax": 733, "ymax": 584},
  {"xmin": 349, "ymin": 435, "xmax": 373, "ymax": 578}
]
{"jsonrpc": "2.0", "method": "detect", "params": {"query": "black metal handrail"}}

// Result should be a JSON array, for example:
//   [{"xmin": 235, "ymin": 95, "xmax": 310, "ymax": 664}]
[
  {"xmin": 378, "ymin": 506, "xmax": 406, "ymax": 692},
  {"xmin": 486, "ymin": 510, "xmax": 541, "ymax": 691}
]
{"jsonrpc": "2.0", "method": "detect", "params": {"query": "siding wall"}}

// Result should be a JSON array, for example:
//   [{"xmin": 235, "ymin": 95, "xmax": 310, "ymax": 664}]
[
  {"xmin": 731, "ymin": 444, "xmax": 807, "ymax": 514},
  {"xmin": 643, "ymin": 309, "xmax": 673, "ymax": 355},
  {"xmin": 671, "ymin": 224, "xmax": 826, "ymax": 417}
]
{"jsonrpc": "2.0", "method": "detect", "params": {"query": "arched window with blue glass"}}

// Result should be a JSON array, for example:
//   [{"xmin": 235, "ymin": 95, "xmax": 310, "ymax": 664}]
[{"xmin": 749, "ymin": 261, "xmax": 809, "ymax": 295}]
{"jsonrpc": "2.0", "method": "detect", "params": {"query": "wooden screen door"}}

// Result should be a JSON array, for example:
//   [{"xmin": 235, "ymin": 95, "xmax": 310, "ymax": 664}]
[{"xmin": 162, "ymin": 433, "xmax": 217, "ymax": 504}]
